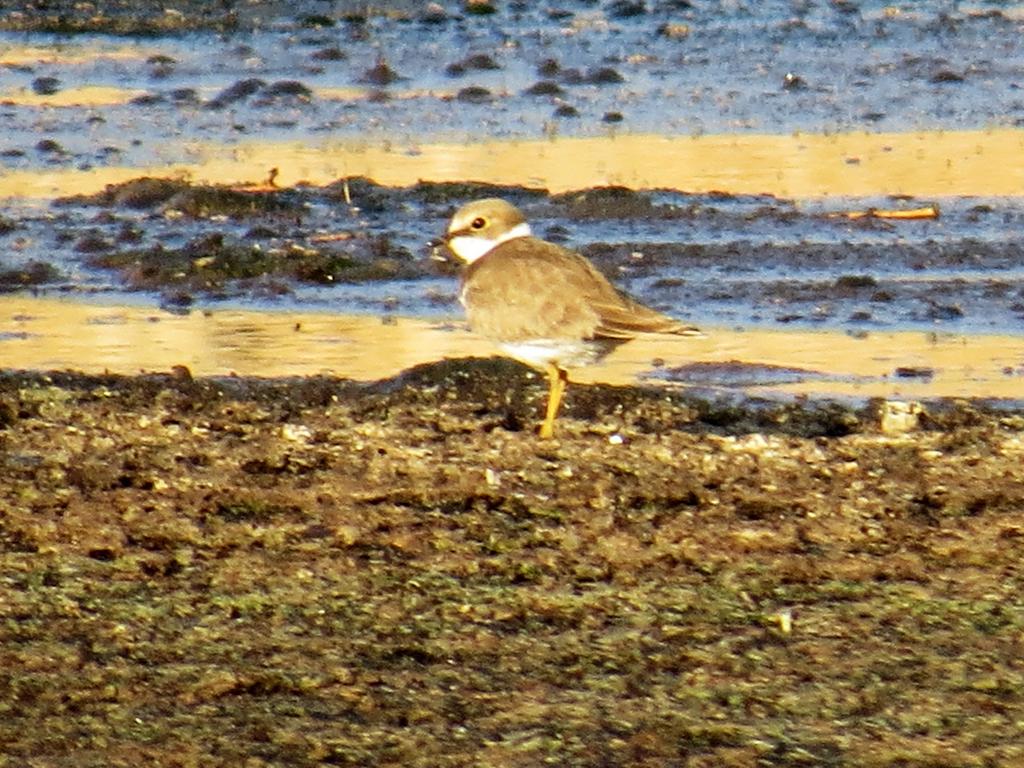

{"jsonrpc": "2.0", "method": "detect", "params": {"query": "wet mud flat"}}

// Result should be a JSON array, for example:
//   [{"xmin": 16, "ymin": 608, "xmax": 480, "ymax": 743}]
[
  {"xmin": 4, "ymin": 1, "xmax": 1024, "ymax": 764},
  {"xmin": 3, "ymin": 365, "xmax": 1024, "ymax": 767},
  {"xmin": 3, "ymin": 0, "xmax": 1024, "ymax": 155}
]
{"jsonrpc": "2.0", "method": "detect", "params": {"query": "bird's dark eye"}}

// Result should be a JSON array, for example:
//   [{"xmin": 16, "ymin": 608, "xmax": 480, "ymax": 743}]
[{"xmin": 471, "ymin": 217, "xmax": 486, "ymax": 230}]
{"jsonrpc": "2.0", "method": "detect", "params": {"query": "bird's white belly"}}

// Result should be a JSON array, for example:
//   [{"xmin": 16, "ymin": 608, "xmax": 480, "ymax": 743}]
[{"xmin": 499, "ymin": 339, "xmax": 603, "ymax": 370}]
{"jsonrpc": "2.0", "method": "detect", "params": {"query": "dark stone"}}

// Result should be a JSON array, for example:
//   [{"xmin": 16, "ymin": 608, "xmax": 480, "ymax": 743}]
[
  {"xmin": 783, "ymin": 72, "xmax": 808, "ymax": 90},
  {"xmin": 537, "ymin": 59, "xmax": 560, "ymax": 77},
  {"xmin": 931, "ymin": 69, "xmax": 965, "ymax": 84},
  {"xmin": 130, "ymin": 92, "xmax": 166, "ymax": 106},
  {"xmin": 206, "ymin": 78, "xmax": 266, "ymax": 109},
  {"xmin": 35, "ymin": 139, "xmax": 64, "ymax": 154},
  {"xmin": 360, "ymin": 61, "xmax": 401, "ymax": 86},
  {"xmin": 524, "ymin": 80, "xmax": 565, "ymax": 96},
  {"xmin": 608, "ymin": 1, "xmax": 646, "ymax": 18},
  {"xmin": 585, "ymin": 66, "xmax": 624, "ymax": 85},
  {"xmin": 457, "ymin": 86, "xmax": 493, "ymax": 104},
  {"xmin": 262, "ymin": 80, "xmax": 313, "ymax": 98},
  {"xmin": 31, "ymin": 76, "xmax": 60, "ymax": 95},
  {"xmin": 310, "ymin": 46, "xmax": 346, "ymax": 61}
]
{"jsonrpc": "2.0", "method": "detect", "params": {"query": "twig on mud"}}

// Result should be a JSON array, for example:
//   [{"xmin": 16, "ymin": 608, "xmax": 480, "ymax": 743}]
[
  {"xmin": 828, "ymin": 204, "xmax": 940, "ymax": 221},
  {"xmin": 232, "ymin": 167, "xmax": 279, "ymax": 192}
]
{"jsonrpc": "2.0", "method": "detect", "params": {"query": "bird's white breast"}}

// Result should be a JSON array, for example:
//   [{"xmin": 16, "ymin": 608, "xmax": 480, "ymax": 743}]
[{"xmin": 499, "ymin": 339, "xmax": 604, "ymax": 370}]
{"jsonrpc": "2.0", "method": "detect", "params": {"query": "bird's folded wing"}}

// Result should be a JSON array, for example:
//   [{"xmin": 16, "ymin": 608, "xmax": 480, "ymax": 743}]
[
  {"xmin": 463, "ymin": 238, "xmax": 701, "ymax": 341},
  {"xmin": 592, "ymin": 298, "xmax": 702, "ymax": 339}
]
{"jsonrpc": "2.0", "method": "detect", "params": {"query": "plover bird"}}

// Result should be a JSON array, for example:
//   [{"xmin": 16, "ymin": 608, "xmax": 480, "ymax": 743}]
[{"xmin": 433, "ymin": 198, "xmax": 701, "ymax": 438}]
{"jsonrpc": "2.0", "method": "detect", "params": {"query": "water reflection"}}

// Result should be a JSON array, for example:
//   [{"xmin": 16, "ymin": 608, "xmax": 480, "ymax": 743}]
[
  {"xmin": 4, "ymin": 129, "xmax": 1024, "ymax": 201},
  {"xmin": 3, "ymin": 296, "xmax": 1021, "ymax": 400}
]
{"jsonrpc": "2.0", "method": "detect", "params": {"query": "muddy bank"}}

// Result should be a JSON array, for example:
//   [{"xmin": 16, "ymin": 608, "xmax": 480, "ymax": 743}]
[
  {"xmin": 2, "ymin": 365, "xmax": 1024, "ymax": 766},
  {"xmin": 4, "ymin": 176, "xmax": 1024, "ymax": 333}
]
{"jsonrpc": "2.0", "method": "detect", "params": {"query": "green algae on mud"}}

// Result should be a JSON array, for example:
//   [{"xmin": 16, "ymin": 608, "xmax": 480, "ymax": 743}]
[{"xmin": 2, "ymin": 367, "xmax": 1024, "ymax": 766}]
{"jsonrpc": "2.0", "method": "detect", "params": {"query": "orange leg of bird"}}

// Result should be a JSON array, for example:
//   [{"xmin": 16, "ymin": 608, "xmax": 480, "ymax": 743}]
[{"xmin": 539, "ymin": 365, "xmax": 569, "ymax": 439}]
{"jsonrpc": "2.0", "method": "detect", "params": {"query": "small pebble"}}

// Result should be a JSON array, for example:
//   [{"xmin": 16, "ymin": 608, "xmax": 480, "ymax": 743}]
[
  {"xmin": 281, "ymin": 424, "xmax": 313, "ymax": 442},
  {"xmin": 773, "ymin": 608, "xmax": 793, "ymax": 634},
  {"xmin": 931, "ymin": 70, "xmax": 965, "ymax": 84},
  {"xmin": 524, "ymin": 80, "xmax": 565, "ymax": 96},
  {"xmin": 32, "ymin": 76, "xmax": 61, "ymax": 95},
  {"xmin": 130, "ymin": 93, "xmax": 165, "ymax": 106},
  {"xmin": 262, "ymin": 80, "xmax": 313, "ymax": 98},
  {"xmin": 783, "ymin": 72, "xmax": 807, "ymax": 91},
  {"xmin": 310, "ymin": 46, "xmax": 347, "ymax": 61},
  {"xmin": 658, "ymin": 22, "xmax": 690, "ymax": 38},
  {"xmin": 536, "ymin": 59, "xmax": 560, "ymax": 77},
  {"xmin": 420, "ymin": 3, "xmax": 448, "ymax": 23},
  {"xmin": 457, "ymin": 86, "xmax": 492, "ymax": 104},
  {"xmin": 608, "ymin": 0, "xmax": 646, "ymax": 18},
  {"xmin": 169, "ymin": 88, "xmax": 199, "ymax": 104},
  {"xmin": 880, "ymin": 401, "xmax": 923, "ymax": 434},
  {"xmin": 586, "ymin": 66, "xmax": 624, "ymax": 85},
  {"xmin": 360, "ymin": 61, "xmax": 401, "ymax": 86},
  {"xmin": 463, "ymin": 53, "xmax": 500, "ymax": 70},
  {"xmin": 298, "ymin": 14, "xmax": 335, "ymax": 28},
  {"xmin": 894, "ymin": 366, "xmax": 934, "ymax": 380},
  {"xmin": 35, "ymin": 139, "xmax": 65, "ymax": 154},
  {"xmin": 465, "ymin": 0, "xmax": 497, "ymax": 15},
  {"xmin": 206, "ymin": 78, "xmax": 266, "ymax": 109}
]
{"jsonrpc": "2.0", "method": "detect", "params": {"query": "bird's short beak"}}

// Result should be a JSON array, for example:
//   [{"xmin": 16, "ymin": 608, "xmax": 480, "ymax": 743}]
[{"xmin": 427, "ymin": 233, "xmax": 450, "ymax": 262}]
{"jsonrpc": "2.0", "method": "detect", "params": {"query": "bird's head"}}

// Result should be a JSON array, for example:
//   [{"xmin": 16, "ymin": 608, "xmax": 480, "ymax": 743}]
[{"xmin": 429, "ymin": 198, "xmax": 533, "ymax": 264}]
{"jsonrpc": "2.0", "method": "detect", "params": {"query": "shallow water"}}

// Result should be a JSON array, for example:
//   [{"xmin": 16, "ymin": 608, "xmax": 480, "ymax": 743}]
[
  {"xmin": 4, "ymin": 296, "xmax": 1022, "ymax": 401},
  {"xmin": 5, "ymin": 129, "xmax": 1024, "ymax": 200}
]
